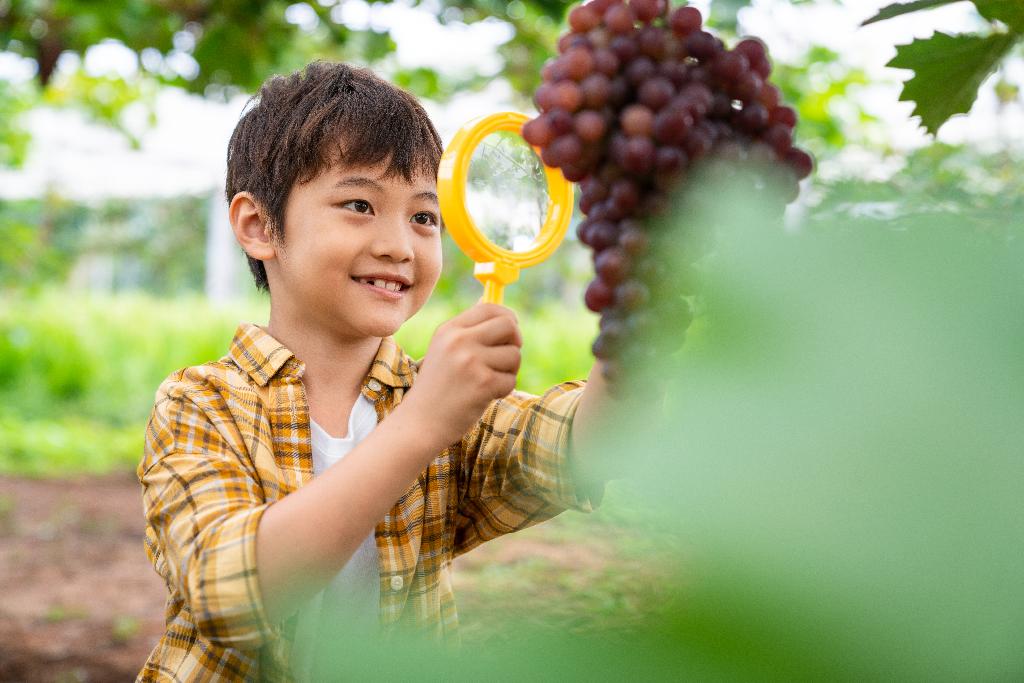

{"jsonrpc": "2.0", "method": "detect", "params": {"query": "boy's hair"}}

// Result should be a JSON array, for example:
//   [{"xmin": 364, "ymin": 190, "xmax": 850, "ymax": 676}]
[{"xmin": 225, "ymin": 60, "xmax": 444, "ymax": 291}]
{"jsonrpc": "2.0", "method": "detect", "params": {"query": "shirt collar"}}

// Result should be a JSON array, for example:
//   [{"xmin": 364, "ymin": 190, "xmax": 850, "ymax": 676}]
[{"xmin": 228, "ymin": 322, "xmax": 414, "ymax": 389}]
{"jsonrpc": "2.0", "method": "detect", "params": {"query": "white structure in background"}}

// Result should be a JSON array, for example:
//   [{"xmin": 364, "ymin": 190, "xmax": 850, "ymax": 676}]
[{"xmin": 204, "ymin": 186, "xmax": 244, "ymax": 302}]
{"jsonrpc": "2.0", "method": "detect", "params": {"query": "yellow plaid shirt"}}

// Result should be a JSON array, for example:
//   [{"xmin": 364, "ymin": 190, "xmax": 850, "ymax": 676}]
[{"xmin": 137, "ymin": 321, "xmax": 603, "ymax": 681}]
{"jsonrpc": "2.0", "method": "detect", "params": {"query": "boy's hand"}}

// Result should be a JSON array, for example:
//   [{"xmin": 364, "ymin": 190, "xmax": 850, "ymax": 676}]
[{"xmin": 401, "ymin": 303, "xmax": 522, "ymax": 449}]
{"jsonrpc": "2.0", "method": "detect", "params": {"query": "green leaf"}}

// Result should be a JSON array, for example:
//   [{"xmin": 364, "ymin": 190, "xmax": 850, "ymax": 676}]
[
  {"xmin": 861, "ymin": 0, "xmax": 965, "ymax": 26},
  {"xmin": 887, "ymin": 31, "xmax": 1018, "ymax": 134},
  {"xmin": 973, "ymin": 0, "xmax": 1024, "ymax": 32}
]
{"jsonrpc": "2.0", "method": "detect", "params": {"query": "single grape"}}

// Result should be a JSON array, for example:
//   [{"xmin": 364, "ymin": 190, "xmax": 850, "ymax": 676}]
[
  {"xmin": 785, "ymin": 148, "xmax": 814, "ymax": 180},
  {"xmin": 621, "ymin": 136, "xmax": 655, "ymax": 174},
  {"xmin": 732, "ymin": 70, "xmax": 764, "ymax": 103},
  {"xmin": 581, "ymin": 73, "xmax": 612, "ymax": 108},
  {"xmin": 685, "ymin": 30, "xmax": 719, "ymax": 60},
  {"xmin": 552, "ymin": 80, "xmax": 584, "ymax": 112},
  {"xmin": 761, "ymin": 123, "xmax": 792, "ymax": 155},
  {"xmin": 759, "ymin": 83, "xmax": 781, "ymax": 109},
  {"xmin": 569, "ymin": 4, "xmax": 601, "ymax": 33},
  {"xmin": 534, "ymin": 83, "xmax": 557, "ymax": 111},
  {"xmin": 631, "ymin": 0, "xmax": 666, "ymax": 23},
  {"xmin": 563, "ymin": 46, "xmax": 596, "ymax": 81},
  {"xmin": 735, "ymin": 101, "xmax": 769, "ymax": 132},
  {"xmin": 580, "ymin": 176, "xmax": 609, "ymax": 204},
  {"xmin": 575, "ymin": 109, "xmax": 608, "ymax": 142},
  {"xmin": 620, "ymin": 103, "xmax": 654, "ymax": 136},
  {"xmin": 587, "ymin": 218, "xmax": 620, "ymax": 250},
  {"xmin": 638, "ymin": 25, "xmax": 667, "ymax": 60},
  {"xmin": 712, "ymin": 51, "xmax": 750, "ymax": 83},
  {"xmin": 626, "ymin": 57, "xmax": 657, "ymax": 87},
  {"xmin": 669, "ymin": 6, "xmax": 702, "ymax": 36},
  {"xmin": 653, "ymin": 108, "xmax": 691, "ymax": 145},
  {"xmin": 734, "ymin": 37, "xmax": 771, "ymax": 78},
  {"xmin": 586, "ymin": 0, "xmax": 619, "ymax": 13},
  {"xmin": 609, "ymin": 35, "xmax": 639, "ymax": 62},
  {"xmin": 585, "ymin": 278, "xmax": 616, "ymax": 312},
  {"xmin": 522, "ymin": 115, "xmax": 555, "ymax": 147},
  {"xmin": 604, "ymin": 4, "xmax": 636, "ymax": 34},
  {"xmin": 638, "ymin": 77, "xmax": 674, "ymax": 110},
  {"xmin": 610, "ymin": 178, "xmax": 641, "ymax": 212},
  {"xmin": 548, "ymin": 108, "xmax": 575, "ymax": 135},
  {"xmin": 595, "ymin": 246, "xmax": 631, "ymax": 284},
  {"xmin": 770, "ymin": 105, "xmax": 797, "ymax": 128},
  {"xmin": 542, "ymin": 134, "xmax": 583, "ymax": 167},
  {"xmin": 592, "ymin": 48, "xmax": 621, "ymax": 76}
]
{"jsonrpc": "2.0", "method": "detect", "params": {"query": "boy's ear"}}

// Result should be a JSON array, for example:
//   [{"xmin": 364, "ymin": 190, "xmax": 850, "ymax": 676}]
[{"xmin": 229, "ymin": 192, "xmax": 277, "ymax": 261}]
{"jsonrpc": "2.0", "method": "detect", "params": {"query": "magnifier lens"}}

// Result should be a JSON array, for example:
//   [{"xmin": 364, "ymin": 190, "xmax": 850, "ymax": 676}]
[{"xmin": 465, "ymin": 130, "xmax": 550, "ymax": 253}]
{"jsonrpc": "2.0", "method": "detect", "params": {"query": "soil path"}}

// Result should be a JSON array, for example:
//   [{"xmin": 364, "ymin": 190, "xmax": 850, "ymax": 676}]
[{"xmin": 0, "ymin": 474, "xmax": 650, "ymax": 682}]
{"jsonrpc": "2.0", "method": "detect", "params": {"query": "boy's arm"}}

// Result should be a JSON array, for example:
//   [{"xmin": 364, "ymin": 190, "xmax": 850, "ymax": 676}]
[
  {"xmin": 452, "ymin": 365, "xmax": 612, "ymax": 556},
  {"xmin": 567, "ymin": 360, "xmax": 615, "ymax": 494}
]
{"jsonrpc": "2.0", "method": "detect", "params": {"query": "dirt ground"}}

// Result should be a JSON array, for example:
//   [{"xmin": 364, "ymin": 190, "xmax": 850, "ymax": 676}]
[{"xmin": 0, "ymin": 474, "xmax": 661, "ymax": 682}]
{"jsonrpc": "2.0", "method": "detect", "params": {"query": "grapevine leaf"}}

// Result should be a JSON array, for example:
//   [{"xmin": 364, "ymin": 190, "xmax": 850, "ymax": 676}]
[
  {"xmin": 972, "ymin": 0, "xmax": 1024, "ymax": 32},
  {"xmin": 887, "ymin": 31, "xmax": 1018, "ymax": 134},
  {"xmin": 861, "ymin": 0, "xmax": 965, "ymax": 26}
]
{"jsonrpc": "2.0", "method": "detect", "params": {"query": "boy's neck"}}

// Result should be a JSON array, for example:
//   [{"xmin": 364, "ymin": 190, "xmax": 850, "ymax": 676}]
[{"xmin": 262, "ymin": 308, "xmax": 383, "ymax": 401}]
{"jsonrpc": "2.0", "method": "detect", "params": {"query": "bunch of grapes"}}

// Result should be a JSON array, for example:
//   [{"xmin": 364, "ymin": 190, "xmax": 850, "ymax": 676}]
[{"xmin": 522, "ymin": 0, "xmax": 813, "ymax": 385}]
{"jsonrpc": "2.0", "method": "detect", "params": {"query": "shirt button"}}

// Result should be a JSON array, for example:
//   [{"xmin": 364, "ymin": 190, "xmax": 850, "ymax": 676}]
[
  {"xmin": 390, "ymin": 575, "xmax": 404, "ymax": 591},
  {"xmin": 368, "ymin": 379, "xmax": 382, "ymax": 392}
]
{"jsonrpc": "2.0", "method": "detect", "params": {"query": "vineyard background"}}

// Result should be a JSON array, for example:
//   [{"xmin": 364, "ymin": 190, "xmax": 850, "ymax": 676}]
[{"xmin": 1, "ymin": 0, "xmax": 1023, "ymax": 680}]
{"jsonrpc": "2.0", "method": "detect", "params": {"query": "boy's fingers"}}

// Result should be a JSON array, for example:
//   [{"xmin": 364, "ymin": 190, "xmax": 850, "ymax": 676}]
[
  {"xmin": 479, "ymin": 345, "xmax": 521, "ymax": 375},
  {"xmin": 468, "ymin": 315, "xmax": 522, "ymax": 347},
  {"xmin": 453, "ymin": 302, "xmax": 517, "ymax": 330}
]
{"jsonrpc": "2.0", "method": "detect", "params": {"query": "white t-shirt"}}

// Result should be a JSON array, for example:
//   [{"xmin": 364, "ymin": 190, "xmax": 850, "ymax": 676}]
[{"xmin": 291, "ymin": 394, "xmax": 380, "ymax": 682}]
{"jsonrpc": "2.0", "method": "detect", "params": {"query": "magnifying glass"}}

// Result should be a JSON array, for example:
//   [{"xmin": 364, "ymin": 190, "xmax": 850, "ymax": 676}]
[{"xmin": 438, "ymin": 112, "xmax": 575, "ymax": 306}]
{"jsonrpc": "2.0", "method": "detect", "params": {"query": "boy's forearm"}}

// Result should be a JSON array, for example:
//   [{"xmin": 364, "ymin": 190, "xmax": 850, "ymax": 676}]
[
  {"xmin": 568, "ymin": 362, "xmax": 614, "ymax": 486},
  {"xmin": 255, "ymin": 401, "xmax": 441, "ymax": 624}
]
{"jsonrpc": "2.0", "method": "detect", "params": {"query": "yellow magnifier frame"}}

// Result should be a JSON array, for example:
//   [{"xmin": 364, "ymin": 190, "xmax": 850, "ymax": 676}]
[{"xmin": 438, "ymin": 111, "xmax": 575, "ymax": 305}]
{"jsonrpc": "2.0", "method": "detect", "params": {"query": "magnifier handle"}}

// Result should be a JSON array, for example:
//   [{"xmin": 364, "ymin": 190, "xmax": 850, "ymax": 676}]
[
  {"xmin": 481, "ymin": 281, "xmax": 504, "ymax": 305},
  {"xmin": 475, "ymin": 261, "xmax": 519, "ymax": 307}
]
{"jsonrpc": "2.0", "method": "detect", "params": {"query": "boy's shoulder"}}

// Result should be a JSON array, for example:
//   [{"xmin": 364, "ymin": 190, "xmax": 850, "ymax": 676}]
[{"xmin": 154, "ymin": 322, "xmax": 293, "ymax": 402}]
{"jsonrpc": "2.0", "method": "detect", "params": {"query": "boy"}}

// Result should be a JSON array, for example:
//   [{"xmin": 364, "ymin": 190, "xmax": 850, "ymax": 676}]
[{"xmin": 138, "ymin": 60, "xmax": 611, "ymax": 681}]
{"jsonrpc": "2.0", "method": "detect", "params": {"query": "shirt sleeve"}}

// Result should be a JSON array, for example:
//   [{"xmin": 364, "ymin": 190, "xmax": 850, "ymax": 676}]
[
  {"xmin": 138, "ymin": 379, "xmax": 278, "ymax": 649},
  {"xmin": 452, "ymin": 380, "xmax": 606, "ymax": 557}
]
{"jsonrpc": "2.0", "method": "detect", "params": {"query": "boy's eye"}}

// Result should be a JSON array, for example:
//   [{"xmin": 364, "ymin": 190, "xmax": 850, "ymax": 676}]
[
  {"xmin": 341, "ymin": 199, "xmax": 372, "ymax": 214},
  {"xmin": 412, "ymin": 211, "xmax": 438, "ymax": 226}
]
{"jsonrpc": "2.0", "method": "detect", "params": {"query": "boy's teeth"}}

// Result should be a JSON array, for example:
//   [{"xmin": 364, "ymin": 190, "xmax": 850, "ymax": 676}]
[{"xmin": 359, "ymin": 277, "xmax": 402, "ymax": 292}]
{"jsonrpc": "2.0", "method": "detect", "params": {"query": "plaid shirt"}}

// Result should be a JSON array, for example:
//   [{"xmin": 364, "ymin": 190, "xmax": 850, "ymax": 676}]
[{"xmin": 137, "ymin": 321, "xmax": 602, "ymax": 681}]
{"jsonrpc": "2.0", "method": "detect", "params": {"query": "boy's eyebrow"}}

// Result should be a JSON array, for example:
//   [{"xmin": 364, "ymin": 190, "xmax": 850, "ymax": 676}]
[{"xmin": 333, "ymin": 176, "xmax": 439, "ymax": 206}]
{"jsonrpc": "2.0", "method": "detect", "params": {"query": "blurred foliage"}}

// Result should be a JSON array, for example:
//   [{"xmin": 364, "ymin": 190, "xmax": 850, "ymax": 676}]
[
  {"xmin": 808, "ymin": 142, "xmax": 1024, "ymax": 236},
  {"xmin": 291, "ymin": 160, "xmax": 1024, "ymax": 681},
  {"xmin": 0, "ymin": 77, "xmax": 34, "ymax": 166},
  {"xmin": 771, "ymin": 45, "xmax": 879, "ymax": 159},
  {"xmin": 0, "ymin": 193, "xmax": 207, "ymax": 294}
]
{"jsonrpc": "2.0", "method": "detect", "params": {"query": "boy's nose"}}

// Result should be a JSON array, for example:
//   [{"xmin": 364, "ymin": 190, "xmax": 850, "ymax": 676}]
[{"xmin": 370, "ymin": 219, "xmax": 415, "ymax": 262}]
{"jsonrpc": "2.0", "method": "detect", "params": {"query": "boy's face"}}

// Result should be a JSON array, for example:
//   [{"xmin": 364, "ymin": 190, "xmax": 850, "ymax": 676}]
[{"xmin": 268, "ymin": 160, "xmax": 443, "ymax": 341}]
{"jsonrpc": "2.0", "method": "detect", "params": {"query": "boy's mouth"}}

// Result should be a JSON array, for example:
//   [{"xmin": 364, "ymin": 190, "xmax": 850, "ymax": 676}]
[{"xmin": 351, "ymin": 276, "xmax": 410, "ymax": 293}]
